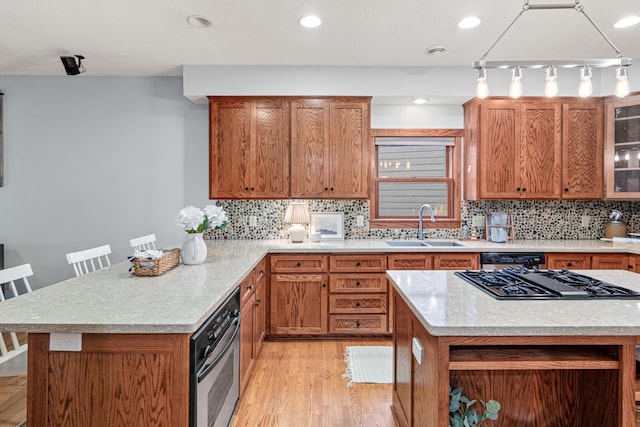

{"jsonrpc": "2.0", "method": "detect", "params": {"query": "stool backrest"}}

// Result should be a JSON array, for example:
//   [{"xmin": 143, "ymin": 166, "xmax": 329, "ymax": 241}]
[
  {"xmin": 0, "ymin": 263, "xmax": 33, "ymax": 363},
  {"xmin": 66, "ymin": 244, "xmax": 112, "ymax": 277},
  {"xmin": 129, "ymin": 234, "xmax": 157, "ymax": 251}
]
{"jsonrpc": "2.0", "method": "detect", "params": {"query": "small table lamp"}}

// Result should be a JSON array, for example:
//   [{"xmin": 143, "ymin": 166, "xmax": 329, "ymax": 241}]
[{"xmin": 284, "ymin": 202, "xmax": 310, "ymax": 243}]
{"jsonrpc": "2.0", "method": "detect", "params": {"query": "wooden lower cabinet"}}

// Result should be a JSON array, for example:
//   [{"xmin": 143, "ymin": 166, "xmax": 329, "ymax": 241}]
[
  {"xmin": 28, "ymin": 333, "xmax": 189, "ymax": 427},
  {"xmin": 270, "ymin": 273, "xmax": 328, "ymax": 335},
  {"xmin": 591, "ymin": 253, "xmax": 634, "ymax": 271},
  {"xmin": 433, "ymin": 253, "xmax": 478, "ymax": 270},
  {"xmin": 545, "ymin": 253, "xmax": 591, "ymax": 269},
  {"xmin": 240, "ymin": 260, "xmax": 268, "ymax": 394},
  {"xmin": 392, "ymin": 293, "xmax": 636, "ymax": 427}
]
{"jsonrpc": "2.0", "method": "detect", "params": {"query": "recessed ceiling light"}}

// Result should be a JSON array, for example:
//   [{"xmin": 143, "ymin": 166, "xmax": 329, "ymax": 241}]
[
  {"xmin": 186, "ymin": 15, "xmax": 211, "ymax": 28},
  {"xmin": 424, "ymin": 45, "xmax": 448, "ymax": 56},
  {"xmin": 614, "ymin": 15, "xmax": 640, "ymax": 28},
  {"xmin": 300, "ymin": 15, "xmax": 322, "ymax": 28},
  {"xmin": 412, "ymin": 97, "xmax": 429, "ymax": 105},
  {"xmin": 458, "ymin": 16, "xmax": 482, "ymax": 29}
]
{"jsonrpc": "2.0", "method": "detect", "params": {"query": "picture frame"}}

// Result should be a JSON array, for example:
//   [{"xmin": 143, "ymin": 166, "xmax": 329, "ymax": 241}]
[{"xmin": 310, "ymin": 212, "xmax": 344, "ymax": 240}]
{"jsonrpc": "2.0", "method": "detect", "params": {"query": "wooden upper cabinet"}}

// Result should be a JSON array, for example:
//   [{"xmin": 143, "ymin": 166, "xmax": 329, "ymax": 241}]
[
  {"xmin": 520, "ymin": 102, "xmax": 561, "ymax": 198},
  {"xmin": 464, "ymin": 97, "xmax": 604, "ymax": 200},
  {"xmin": 291, "ymin": 98, "xmax": 370, "ymax": 199},
  {"xmin": 209, "ymin": 97, "xmax": 290, "ymax": 199},
  {"xmin": 561, "ymin": 101, "xmax": 604, "ymax": 198},
  {"xmin": 604, "ymin": 93, "xmax": 640, "ymax": 199}
]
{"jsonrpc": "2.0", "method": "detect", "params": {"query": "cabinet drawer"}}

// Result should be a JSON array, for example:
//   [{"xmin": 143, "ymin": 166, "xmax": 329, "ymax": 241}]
[
  {"xmin": 270, "ymin": 255, "xmax": 328, "ymax": 273},
  {"xmin": 329, "ymin": 255, "xmax": 387, "ymax": 273},
  {"xmin": 329, "ymin": 274, "xmax": 387, "ymax": 293},
  {"xmin": 239, "ymin": 273, "xmax": 255, "ymax": 305},
  {"xmin": 329, "ymin": 294, "xmax": 387, "ymax": 314},
  {"xmin": 546, "ymin": 254, "xmax": 590, "ymax": 269},
  {"xmin": 254, "ymin": 257, "xmax": 267, "ymax": 283},
  {"xmin": 433, "ymin": 254, "xmax": 478, "ymax": 270},
  {"xmin": 388, "ymin": 254, "xmax": 433, "ymax": 270},
  {"xmin": 328, "ymin": 314, "xmax": 388, "ymax": 334}
]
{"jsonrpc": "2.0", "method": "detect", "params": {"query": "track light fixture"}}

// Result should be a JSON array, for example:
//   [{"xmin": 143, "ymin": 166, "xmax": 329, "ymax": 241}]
[
  {"xmin": 472, "ymin": 0, "xmax": 632, "ymax": 98},
  {"xmin": 60, "ymin": 55, "xmax": 85, "ymax": 76}
]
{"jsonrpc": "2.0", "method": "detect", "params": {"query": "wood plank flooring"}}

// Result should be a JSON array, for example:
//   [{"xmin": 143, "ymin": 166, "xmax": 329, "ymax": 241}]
[
  {"xmin": 0, "ymin": 375, "xmax": 26, "ymax": 427},
  {"xmin": 230, "ymin": 339, "xmax": 394, "ymax": 427}
]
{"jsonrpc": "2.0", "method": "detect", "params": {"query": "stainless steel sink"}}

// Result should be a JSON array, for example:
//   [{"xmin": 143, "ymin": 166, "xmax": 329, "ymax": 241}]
[{"xmin": 384, "ymin": 241, "xmax": 465, "ymax": 247}]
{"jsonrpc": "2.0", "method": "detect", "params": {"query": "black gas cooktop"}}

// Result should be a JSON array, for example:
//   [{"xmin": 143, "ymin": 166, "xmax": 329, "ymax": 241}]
[{"xmin": 454, "ymin": 267, "xmax": 640, "ymax": 300}]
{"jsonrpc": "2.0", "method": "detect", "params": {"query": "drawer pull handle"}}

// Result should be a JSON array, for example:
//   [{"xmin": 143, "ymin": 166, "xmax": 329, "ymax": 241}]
[
  {"xmin": 246, "ymin": 285, "xmax": 252, "ymax": 290},
  {"xmin": 254, "ymin": 299, "xmax": 261, "ymax": 307},
  {"xmin": 259, "ymin": 269, "xmax": 264, "ymax": 274}
]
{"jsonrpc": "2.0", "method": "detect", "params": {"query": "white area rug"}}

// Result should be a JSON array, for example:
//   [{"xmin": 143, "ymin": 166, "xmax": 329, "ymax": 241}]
[{"xmin": 343, "ymin": 345, "xmax": 393, "ymax": 387}]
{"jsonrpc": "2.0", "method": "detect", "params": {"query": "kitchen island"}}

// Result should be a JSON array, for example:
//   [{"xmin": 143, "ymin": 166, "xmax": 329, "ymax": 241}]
[
  {"xmin": 387, "ymin": 269, "xmax": 640, "ymax": 427},
  {"xmin": 1, "ymin": 238, "xmax": 640, "ymax": 426}
]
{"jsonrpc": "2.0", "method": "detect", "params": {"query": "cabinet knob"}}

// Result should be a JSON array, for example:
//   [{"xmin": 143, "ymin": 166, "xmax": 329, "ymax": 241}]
[
  {"xmin": 628, "ymin": 265, "xmax": 633, "ymax": 269},
  {"xmin": 330, "ymin": 187, "xmax": 334, "ymax": 191},
  {"xmin": 522, "ymin": 188, "xmax": 526, "ymax": 192},
  {"xmin": 355, "ymin": 302, "xmax": 361, "ymax": 307},
  {"xmin": 356, "ymin": 322, "xmax": 361, "ymax": 328},
  {"xmin": 296, "ymin": 262, "xmax": 301, "ymax": 267},
  {"xmin": 246, "ymin": 285, "xmax": 252, "ymax": 290},
  {"xmin": 564, "ymin": 188, "xmax": 569, "ymax": 192},
  {"xmin": 567, "ymin": 262, "xmax": 573, "ymax": 267},
  {"xmin": 259, "ymin": 269, "xmax": 264, "ymax": 274},
  {"xmin": 322, "ymin": 283, "xmax": 327, "ymax": 288},
  {"xmin": 251, "ymin": 187, "xmax": 255, "ymax": 191},
  {"xmin": 324, "ymin": 187, "xmax": 329, "ymax": 191},
  {"xmin": 245, "ymin": 187, "xmax": 249, "ymax": 191},
  {"xmin": 355, "ymin": 262, "xmax": 361, "ymax": 267},
  {"xmin": 355, "ymin": 281, "xmax": 361, "ymax": 286},
  {"xmin": 516, "ymin": 187, "xmax": 521, "ymax": 191}
]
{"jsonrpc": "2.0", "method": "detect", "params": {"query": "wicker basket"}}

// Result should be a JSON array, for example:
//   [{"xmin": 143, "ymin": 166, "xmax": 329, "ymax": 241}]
[{"xmin": 132, "ymin": 248, "xmax": 181, "ymax": 277}]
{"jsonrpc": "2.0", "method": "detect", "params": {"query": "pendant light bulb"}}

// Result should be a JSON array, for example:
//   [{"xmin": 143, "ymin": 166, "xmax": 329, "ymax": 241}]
[
  {"xmin": 476, "ymin": 68, "xmax": 489, "ymax": 99},
  {"xmin": 509, "ymin": 66, "xmax": 523, "ymax": 99},
  {"xmin": 544, "ymin": 66, "xmax": 558, "ymax": 97},
  {"xmin": 578, "ymin": 66, "xmax": 593, "ymax": 97},
  {"xmin": 615, "ymin": 66, "xmax": 631, "ymax": 98}
]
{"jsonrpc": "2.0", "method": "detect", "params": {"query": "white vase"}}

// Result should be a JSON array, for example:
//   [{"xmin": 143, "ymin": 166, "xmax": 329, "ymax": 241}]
[{"xmin": 181, "ymin": 233, "xmax": 207, "ymax": 265}]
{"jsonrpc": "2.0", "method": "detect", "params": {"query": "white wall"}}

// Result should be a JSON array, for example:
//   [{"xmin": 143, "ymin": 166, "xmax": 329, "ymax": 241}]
[{"xmin": 0, "ymin": 76, "xmax": 207, "ymax": 289}]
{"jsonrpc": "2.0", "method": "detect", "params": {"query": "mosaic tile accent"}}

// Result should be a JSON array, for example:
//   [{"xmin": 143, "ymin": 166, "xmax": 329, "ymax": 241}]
[{"xmin": 204, "ymin": 199, "xmax": 640, "ymax": 241}]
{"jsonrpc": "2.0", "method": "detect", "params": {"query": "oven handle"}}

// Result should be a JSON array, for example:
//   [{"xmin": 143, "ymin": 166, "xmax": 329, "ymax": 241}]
[{"xmin": 196, "ymin": 316, "xmax": 240, "ymax": 382}]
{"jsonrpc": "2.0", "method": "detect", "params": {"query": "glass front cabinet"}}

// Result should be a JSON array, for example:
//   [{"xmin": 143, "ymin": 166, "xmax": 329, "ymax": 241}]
[{"xmin": 605, "ymin": 94, "xmax": 640, "ymax": 198}]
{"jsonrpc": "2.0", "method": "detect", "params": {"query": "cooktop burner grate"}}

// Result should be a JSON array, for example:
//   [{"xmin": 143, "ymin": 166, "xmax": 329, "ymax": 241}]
[{"xmin": 454, "ymin": 268, "xmax": 640, "ymax": 300}]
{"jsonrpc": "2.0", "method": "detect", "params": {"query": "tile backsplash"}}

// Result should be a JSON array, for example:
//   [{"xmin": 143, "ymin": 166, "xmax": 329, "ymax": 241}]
[{"xmin": 205, "ymin": 199, "xmax": 640, "ymax": 241}]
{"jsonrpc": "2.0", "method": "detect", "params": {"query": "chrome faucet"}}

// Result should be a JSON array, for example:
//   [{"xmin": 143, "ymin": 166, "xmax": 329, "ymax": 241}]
[{"xmin": 418, "ymin": 204, "xmax": 436, "ymax": 240}]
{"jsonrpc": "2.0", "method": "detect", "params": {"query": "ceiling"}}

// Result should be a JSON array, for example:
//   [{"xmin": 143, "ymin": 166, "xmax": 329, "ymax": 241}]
[{"xmin": 0, "ymin": 0, "xmax": 638, "ymax": 77}]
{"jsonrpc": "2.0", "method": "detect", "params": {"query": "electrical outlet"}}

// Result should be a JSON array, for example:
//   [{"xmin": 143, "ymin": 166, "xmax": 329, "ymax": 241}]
[
  {"xmin": 249, "ymin": 216, "xmax": 257, "ymax": 227},
  {"xmin": 49, "ymin": 333, "xmax": 82, "ymax": 352},
  {"xmin": 356, "ymin": 215, "xmax": 364, "ymax": 227},
  {"xmin": 581, "ymin": 215, "xmax": 591, "ymax": 227},
  {"xmin": 472, "ymin": 215, "xmax": 485, "ymax": 228}
]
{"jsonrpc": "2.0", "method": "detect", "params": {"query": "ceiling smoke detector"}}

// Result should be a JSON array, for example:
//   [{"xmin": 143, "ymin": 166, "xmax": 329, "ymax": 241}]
[{"xmin": 424, "ymin": 45, "xmax": 447, "ymax": 57}]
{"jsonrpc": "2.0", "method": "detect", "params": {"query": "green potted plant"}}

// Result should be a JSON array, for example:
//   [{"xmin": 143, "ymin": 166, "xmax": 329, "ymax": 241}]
[{"xmin": 449, "ymin": 386, "xmax": 501, "ymax": 427}]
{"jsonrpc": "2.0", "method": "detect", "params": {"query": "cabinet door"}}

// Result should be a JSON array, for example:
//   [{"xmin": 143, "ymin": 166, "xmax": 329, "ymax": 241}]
[
  {"xmin": 253, "ymin": 274, "xmax": 267, "ymax": 358},
  {"xmin": 270, "ymin": 254, "xmax": 328, "ymax": 273},
  {"xmin": 546, "ymin": 253, "xmax": 590, "ymax": 269},
  {"xmin": 591, "ymin": 254, "xmax": 632, "ymax": 270},
  {"xmin": 290, "ymin": 100, "xmax": 330, "ymax": 198},
  {"xmin": 562, "ymin": 101, "xmax": 604, "ymax": 198},
  {"xmin": 433, "ymin": 253, "xmax": 479, "ymax": 270},
  {"xmin": 240, "ymin": 293, "xmax": 255, "ymax": 393},
  {"xmin": 520, "ymin": 102, "xmax": 561, "ymax": 198},
  {"xmin": 605, "ymin": 95, "xmax": 640, "ymax": 199},
  {"xmin": 251, "ymin": 101, "xmax": 290, "ymax": 198},
  {"xmin": 270, "ymin": 274, "xmax": 328, "ymax": 335},
  {"xmin": 479, "ymin": 101, "xmax": 521, "ymax": 199},
  {"xmin": 392, "ymin": 292, "xmax": 413, "ymax": 427},
  {"xmin": 209, "ymin": 100, "xmax": 251, "ymax": 198},
  {"xmin": 329, "ymin": 101, "xmax": 369, "ymax": 198},
  {"xmin": 388, "ymin": 254, "xmax": 433, "ymax": 270}
]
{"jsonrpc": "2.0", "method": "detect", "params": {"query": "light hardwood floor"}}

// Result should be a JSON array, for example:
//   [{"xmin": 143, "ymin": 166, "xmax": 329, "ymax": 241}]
[
  {"xmin": 0, "ymin": 375, "xmax": 26, "ymax": 427},
  {"xmin": 230, "ymin": 339, "xmax": 394, "ymax": 427}
]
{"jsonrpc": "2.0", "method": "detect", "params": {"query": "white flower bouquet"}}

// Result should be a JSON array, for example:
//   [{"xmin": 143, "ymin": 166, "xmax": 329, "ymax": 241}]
[{"xmin": 175, "ymin": 204, "xmax": 228, "ymax": 234}]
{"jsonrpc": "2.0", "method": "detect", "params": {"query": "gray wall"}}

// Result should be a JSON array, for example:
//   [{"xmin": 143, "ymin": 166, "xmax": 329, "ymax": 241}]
[{"xmin": 0, "ymin": 76, "xmax": 208, "ymax": 289}]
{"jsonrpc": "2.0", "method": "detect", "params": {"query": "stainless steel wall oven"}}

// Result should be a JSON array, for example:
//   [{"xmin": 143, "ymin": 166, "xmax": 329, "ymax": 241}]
[{"xmin": 190, "ymin": 289, "xmax": 240, "ymax": 427}]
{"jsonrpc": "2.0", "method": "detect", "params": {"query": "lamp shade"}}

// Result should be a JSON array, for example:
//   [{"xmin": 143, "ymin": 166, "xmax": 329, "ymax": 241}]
[
  {"xmin": 284, "ymin": 202, "xmax": 310, "ymax": 243},
  {"xmin": 284, "ymin": 202, "xmax": 310, "ymax": 225}
]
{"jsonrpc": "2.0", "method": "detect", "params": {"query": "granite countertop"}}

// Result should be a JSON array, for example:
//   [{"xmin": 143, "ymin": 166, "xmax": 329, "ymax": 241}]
[
  {"xmin": 0, "ymin": 238, "xmax": 639, "ymax": 334},
  {"xmin": 387, "ymin": 269, "xmax": 640, "ymax": 337}
]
